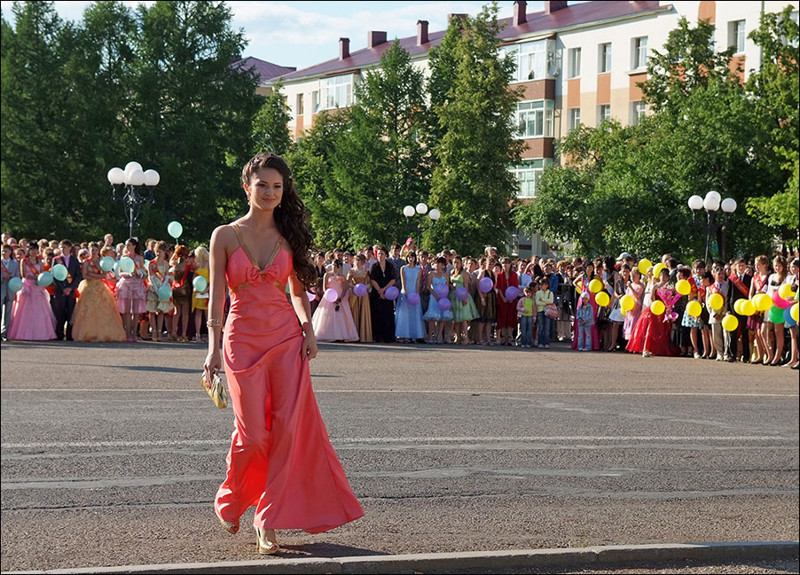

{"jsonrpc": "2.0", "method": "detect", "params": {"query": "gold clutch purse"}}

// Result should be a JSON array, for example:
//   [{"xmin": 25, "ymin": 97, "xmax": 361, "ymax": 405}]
[{"xmin": 202, "ymin": 372, "xmax": 228, "ymax": 409}]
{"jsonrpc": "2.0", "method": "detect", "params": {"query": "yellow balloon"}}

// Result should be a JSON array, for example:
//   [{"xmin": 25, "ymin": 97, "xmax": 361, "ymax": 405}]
[
  {"xmin": 638, "ymin": 259, "xmax": 652, "ymax": 275},
  {"xmin": 621, "ymin": 294, "xmax": 635, "ymax": 311},
  {"xmin": 596, "ymin": 291, "xmax": 610, "ymax": 307},
  {"xmin": 653, "ymin": 263, "xmax": 667, "ymax": 278},
  {"xmin": 686, "ymin": 300, "xmax": 702, "ymax": 317},
  {"xmin": 650, "ymin": 300, "xmax": 665, "ymax": 315},
  {"xmin": 589, "ymin": 278, "xmax": 603, "ymax": 294},
  {"xmin": 721, "ymin": 314, "xmax": 739, "ymax": 332},
  {"xmin": 754, "ymin": 293, "xmax": 772, "ymax": 312},
  {"xmin": 779, "ymin": 283, "xmax": 796, "ymax": 300},
  {"xmin": 733, "ymin": 299, "xmax": 746, "ymax": 315},
  {"xmin": 741, "ymin": 300, "xmax": 755, "ymax": 316},
  {"xmin": 708, "ymin": 292, "xmax": 723, "ymax": 310},
  {"xmin": 792, "ymin": 303, "xmax": 799, "ymax": 323},
  {"xmin": 575, "ymin": 280, "xmax": 584, "ymax": 294},
  {"xmin": 676, "ymin": 279, "xmax": 691, "ymax": 296}
]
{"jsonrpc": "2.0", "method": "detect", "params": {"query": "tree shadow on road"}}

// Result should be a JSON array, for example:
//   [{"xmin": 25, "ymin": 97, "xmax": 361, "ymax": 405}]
[{"xmin": 276, "ymin": 541, "xmax": 389, "ymax": 558}]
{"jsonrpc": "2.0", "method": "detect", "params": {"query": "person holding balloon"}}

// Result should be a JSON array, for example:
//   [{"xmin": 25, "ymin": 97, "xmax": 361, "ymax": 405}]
[
  {"xmin": 115, "ymin": 238, "xmax": 148, "ymax": 342},
  {"xmin": 705, "ymin": 263, "xmax": 733, "ymax": 361},
  {"xmin": 70, "ymin": 242, "xmax": 125, "ymax": 342},
  {"xmin": 423, "ymin": 256, "xmax": 453, "ymax": 344},
  {"xmin": 52, "ymin": 239, "xmax": 82, "ymax": 341},
  {"xmin": 311, "ymin": 258, "xmax": 359, "ymax": 342},
  {"xmin": 146, "ymin": 241, "xmax": 175, "ymax": 342},
  {"xmin": 395, "ymin": 251, "xmax": 426, "ymax": 343},
  {"xmin": 448, "ymin": 255, "xmax": 478, "ymax": 345},
  {"xmin": 625, "ymin": 266, "xmax": 680, "ymax": 357},
  {"xmin": 8, "ymin": 241, "xmax": 56, "ymax": 341},
  {"xmin": 748, "ymin": 255, "xmax": 771, "ymax": 364},
  {"xmin": 474, "ymin": 257, "xmax": 497, "ymax": 346},
  {"xmin": 782, "ymin": 258, "xmax": 798, "ymax": 369},
  {"xmin": 168, "ymin": 245, "xmax": 193, "ymax": 342},
  {"xmin": 1, "ymin": 243, "xmax": 21, "ymax": 340},
  {"xmin": 495, "ymin": 257, "xmax": 519, "ymax": 347},
  {"xmin": 369, "ymin": 245, "xmax": 397, "ymax": 344},
  {"xmin": 346, "ymin": 254, "xmax": 373, "ymax": 343},
  {"xmin": 622, "ymin": 267, "xmax": 645, "ymax": 344},
  {"xmin": 764, "ymin": 255, "xmax": 789, "ymax": 366},
  {"xmin": 191, "ymin": 246, "xmax": 211, "ymax": 343},
  {"xmin": 571, "ymin": 263, "xmax": 600, "ymax": 351}
]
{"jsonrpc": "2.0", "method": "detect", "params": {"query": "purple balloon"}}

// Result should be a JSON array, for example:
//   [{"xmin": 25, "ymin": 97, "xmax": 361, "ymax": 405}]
[
  {"xmin": 479, "ymin": 276, "xmax": 494, "ymax": 293},
  {"xmin": 436, "ymin": 297, "xmax": 451, "ymax": 311},
  {"xmin": 353, "ymin": 282, "xmax": 367, "ymax": 297},
  {"xmin": 434, "ymin": 283, "xmax": 449, "ymax": 299},
  {"xmin": 455, "ymin": 286, "xmax": 468, "ymax": 301},
  {"xmin": 324, "ymin": 288, "xmax": 338, "ymax": 303},
  {"xmin": 406, "ymin": 292, "xmax": 420, "ymax": 306},
  {"xmin": 505, "ymin": 286, "xmax": 519, "ymax": 300},
  {"xmin": 385, "ymin": 286, "xmax": 400, "ymax": 300},
  {"xmin": 306, "ymin": 290, "xmax": 316, "ymax": 301}
]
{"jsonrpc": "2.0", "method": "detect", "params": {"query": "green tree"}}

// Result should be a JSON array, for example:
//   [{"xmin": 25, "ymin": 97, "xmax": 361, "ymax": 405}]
[
  {"xmin": 331, "ymin": 40, "xmax": 431, "ymax": 249},
  {"xmin": 251, "ymin": 79, "xmax": 292, "ymax": 156},
  {"xmin": 745, "ymin": 5, "xmax": 799, "ymax": 247},
  {"xmin": 425, "ymin": 3, "xmax": 524, "ymax": 256}
]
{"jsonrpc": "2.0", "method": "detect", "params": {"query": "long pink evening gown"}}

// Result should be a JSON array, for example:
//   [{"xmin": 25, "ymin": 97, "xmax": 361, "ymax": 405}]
[{"xmin": 214, "ymin": 235, "xmax": 364, "ymax": 534}]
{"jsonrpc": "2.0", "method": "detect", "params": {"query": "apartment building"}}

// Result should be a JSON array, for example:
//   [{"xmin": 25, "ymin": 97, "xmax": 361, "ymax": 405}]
[{"xmin": 267, "ymin": 0, "xmax": 798, "ymax": 256}]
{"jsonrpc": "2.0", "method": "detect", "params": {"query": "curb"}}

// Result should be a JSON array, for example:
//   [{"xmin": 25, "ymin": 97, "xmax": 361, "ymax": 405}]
[{"xmin": 11, "ymin": 541, "xmax": 798, "ymax": 574}]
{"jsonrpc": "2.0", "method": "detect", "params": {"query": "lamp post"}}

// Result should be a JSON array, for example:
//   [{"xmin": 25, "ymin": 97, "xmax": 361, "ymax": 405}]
[
  {"xmin": 687, "ymin": 191, "xmax": 737, "ymax": 262},
  {"xmin": 403, "ymin": 203, "xmax": 440, "ymax": 245},
  {"xmin": 107, "ymin": 162, "xmax": 160, "ymax": 239}
]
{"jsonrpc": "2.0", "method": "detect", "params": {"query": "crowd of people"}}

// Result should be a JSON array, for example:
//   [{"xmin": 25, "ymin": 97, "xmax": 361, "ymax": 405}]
[{"xmin": 1, "ymin": 231, "xmax": 798, "ymax": 369}]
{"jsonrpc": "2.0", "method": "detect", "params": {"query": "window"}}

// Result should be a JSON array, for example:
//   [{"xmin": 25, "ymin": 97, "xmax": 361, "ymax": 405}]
[
  {"xmin": 599, "ymin": 43, "xmax": 612, "ymax": 73},
  {"xmin": 312, "ymin": 90, "xmax": 320, "ymax": 113},
  {"xmin": 568, "ymin": 47, "xmax": 581, "ymax": 78},
  {"xmin": 501, "ymin": 39, "xmax": 548, "ymax": 82},
  {"xmin": 598, "ymin": 104, "xmax": 611, "ymax": 124},
  {"xmin": 320, "ymin": 75, "xmax": 354, "ymax": 110},
  {"xmin": 296, "ymin": 94, "xmax": 304, "ymax": 116},
  {"xmin": 630, "ymin": 101, "xmax": 647, "ymax": 125},
  {"xmin": 515, "ymin": 100, "xmax": 555, "ymax": 138},
  {"xmin": 730, "ymin": 20, "xmax": 746, "ymax": 53},
  {"xmin": 632, "ymin": 36, "xmax": 648, "ymax": 69},
  {"xmin": 510, "ymin": 159, "xmax": 551, "ymax": 198},
  {"xmin": 568, "ymin": 108, "xmax": 581, "ymax": 132}
]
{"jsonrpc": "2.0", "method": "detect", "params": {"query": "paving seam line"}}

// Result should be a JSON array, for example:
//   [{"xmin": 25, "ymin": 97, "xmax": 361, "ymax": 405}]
[{"xmin": 11, "ymin": 541, "xmax": 799, "ymax": 575}]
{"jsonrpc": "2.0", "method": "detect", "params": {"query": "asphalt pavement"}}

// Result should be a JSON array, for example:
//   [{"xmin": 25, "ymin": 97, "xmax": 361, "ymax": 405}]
[{"xmin": 1, "ymin": 338, "xmax": 798, "ymax": 573}]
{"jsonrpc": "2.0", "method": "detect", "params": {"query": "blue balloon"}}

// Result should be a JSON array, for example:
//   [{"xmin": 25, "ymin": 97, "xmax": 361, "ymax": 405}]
[
  {"xmin": 784, "ymin": 306, "xmax": 797, "ymax": 328},
  {"xmin": 157, "ymin": 284, "xmax": 173, "ymax": 301},
  {"xmin": 37, "ymin": 272, "xmax": 53, "ymax": 287},
  {"xmin": 8, "ymin": 277, "xmax": 23, "ymax": 293}
]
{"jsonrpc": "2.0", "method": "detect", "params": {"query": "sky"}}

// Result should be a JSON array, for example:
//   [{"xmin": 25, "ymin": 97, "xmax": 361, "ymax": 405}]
[{"xmin": 1, "ymin": 1, "xmax": 547, "ymax": 71}]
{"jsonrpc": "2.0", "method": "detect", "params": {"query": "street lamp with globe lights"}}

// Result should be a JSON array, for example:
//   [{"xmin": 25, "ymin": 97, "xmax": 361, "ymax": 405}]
[
  {"xmin": 687, "ymin": 190, "xmax": 737, "ymax": 262},
  {"xmin": 107, "ymin": 162, "xmax": 160, "ymax": 239},
  {"xmin": 403, "ymin": 203, "xmax": 440, "ymax": 245}
]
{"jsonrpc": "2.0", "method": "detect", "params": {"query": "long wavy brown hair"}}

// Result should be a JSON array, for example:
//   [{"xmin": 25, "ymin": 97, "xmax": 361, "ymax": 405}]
[{"xmin": 241, "ymin": 153, "xmax": 316, "ymax": 290}]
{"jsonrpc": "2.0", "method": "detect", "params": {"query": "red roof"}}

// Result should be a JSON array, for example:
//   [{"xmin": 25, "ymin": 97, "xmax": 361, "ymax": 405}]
[
  {"xmin": 232, "ymin": 57, "xmax": 296, "ymax": 85},
  {"xmin": 276, "ymin": 1, "xmax": 664, "ymax": 82}
]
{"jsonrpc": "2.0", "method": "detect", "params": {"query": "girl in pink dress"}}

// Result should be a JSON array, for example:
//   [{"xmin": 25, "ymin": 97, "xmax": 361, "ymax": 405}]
[
  {"xmin": 9, "ymin": 242, "xmax": 56, "ymax": 341},
  {"xmin": 312, "ymin": 259, "xmax": 359, "ymax": 342},
  {"xmin": 623, "ymin": 268, "xmax": 645, "ymax": 341},
  {"xmin": 203, "ymin": 153, "xmax": 363, "ymax": 555}
]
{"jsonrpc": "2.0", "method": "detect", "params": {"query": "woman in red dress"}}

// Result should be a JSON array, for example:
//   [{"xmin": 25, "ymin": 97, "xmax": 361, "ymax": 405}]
[
  {"xmin": 626, "ymin": 267, "xmax": 680, "ymax": 357},
  {"xmin": 494, "ymin": 256, "xmax": 519, "ymax": 346},
  {"xmin": 203, "ymin": 153, "xmax": 363, "ymax": 555}
]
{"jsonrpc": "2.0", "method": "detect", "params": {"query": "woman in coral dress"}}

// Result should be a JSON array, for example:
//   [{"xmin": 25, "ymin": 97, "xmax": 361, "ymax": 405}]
[
  {"xmin": 346, "ymin": 254, "xmax": 372, "ymax": 342},
  {"xmin": 312, "ymin": 259, "xmax": 359, "ymax": 342},
  {"xmin": 72, "ymin": 243, "xmax": 125, "ymax": 342},
  {"xmin": 203, "ymin": 152, "xmax": 363, "ymax": 555},
  {"xmin": 9, "ymin": 242, "xmax": 57, "ymax": 341}
]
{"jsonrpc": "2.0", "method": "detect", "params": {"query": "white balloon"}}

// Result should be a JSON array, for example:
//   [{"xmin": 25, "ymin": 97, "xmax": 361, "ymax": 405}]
[
  {"xmin": 143, "ymin": 169, "xmax": 160, "ymax": 187},
  {"xmin": 129, "ymin": 169, "xmax": 146, "ymax": 186},
  {"xmin": 415, "ymin": 202, "xmax": 428, "ymax": 215},
  {"xmin": 107, "ymin": 167, "xmax": 125, "ymax": 185},
  {"xmin": 429, "ymin": 208, "xmax": 441, "ymax": 221},
  {"xmin": 687, "ymin": 195, "xmax": 703, "ymax": 211},
  {"xmin": 403, "ymin": 205, "xmax": 415, "ymax": 218}
]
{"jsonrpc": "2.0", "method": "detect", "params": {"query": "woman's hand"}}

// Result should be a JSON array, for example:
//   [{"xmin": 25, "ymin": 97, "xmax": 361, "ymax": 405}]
[
  {"xmin": 203, "ymin": 349, "xmax": 221, "ymax": 384},
  {"xmin": 302, "ymin": 330, "xmax": 318, "ymax": 360}
]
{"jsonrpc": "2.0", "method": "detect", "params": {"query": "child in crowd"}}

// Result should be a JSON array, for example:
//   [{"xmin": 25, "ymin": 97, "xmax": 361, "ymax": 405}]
[
  {"xmin": 517, "ymin": 285, "xmax": 536, "ymax": 348},
  {"xmin": 576, "ymin": 292, "xmax": 594, "ymax": 351}
]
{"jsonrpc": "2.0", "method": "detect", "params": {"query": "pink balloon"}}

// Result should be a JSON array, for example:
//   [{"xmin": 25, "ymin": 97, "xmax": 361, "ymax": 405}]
[
  {"xmin": 324, "ymin": 288, "xmax": 338, "ymax": 303},
  {"xmin": 406, "ymin": 292, "xmax": 420, "ymax": 306},
  {"xmin": 772, "ymin": 290, "xmax": 793, "ymax": 309}
]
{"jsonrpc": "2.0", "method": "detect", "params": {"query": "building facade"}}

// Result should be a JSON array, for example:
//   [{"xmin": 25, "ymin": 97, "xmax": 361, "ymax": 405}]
[{"xmin": 268, "ymin": 0, "xmax": 798, "ymax": 257}]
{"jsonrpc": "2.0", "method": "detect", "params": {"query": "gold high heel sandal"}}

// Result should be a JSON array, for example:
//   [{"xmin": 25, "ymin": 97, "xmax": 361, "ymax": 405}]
[
  {"xmin": 216, "ymin": 512, "xmax": 239, "ymax": 534},
  {"xmin": 255, "ymin": 526, "xmax": 279, "ymax": 555}
]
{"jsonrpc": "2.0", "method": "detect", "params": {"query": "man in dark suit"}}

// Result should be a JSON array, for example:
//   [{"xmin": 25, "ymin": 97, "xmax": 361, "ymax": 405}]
[
  {"xmin": 53, "ymin": 239, "xmax": 82, "ymax": 340},
  {"xmin": 728, "ymin": 257, "xmax": 752, "ymax": 362}
]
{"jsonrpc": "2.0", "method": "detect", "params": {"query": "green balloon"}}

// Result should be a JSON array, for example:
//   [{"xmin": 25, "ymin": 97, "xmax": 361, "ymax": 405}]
[
  {"xmin": 167, "ymin": 221, "xmax": 183, "ymax": 239},
  {"xmin": 768, "ymin": 304, "xmax": 785, "ymax": 324},
  {"xmin": 193, "ymin": 275, "xmax": 208, "ymax": 292},
  {"xmin": 52, "ymin": 264, "xmax": 68, "ymax": 281},
  {"xmin": 119, "ymin": 256, "xmax": 135, "ymax": 274},
  {"xmin": 100, "ymin": 256, "xmax": 115, "ymax": 272},
  {"xmin": 157, "ymin": 284, "xmax": 173, "ymax": 301}
]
